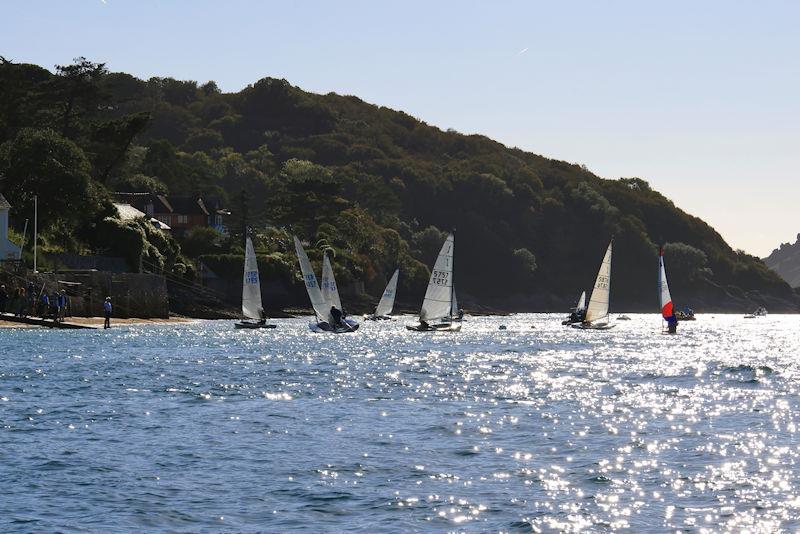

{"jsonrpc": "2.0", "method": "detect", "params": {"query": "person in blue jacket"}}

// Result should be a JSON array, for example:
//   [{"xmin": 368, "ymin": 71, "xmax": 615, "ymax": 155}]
[{"xmin": 103, "ymin": 297, "xmax": 112, "ymax": 329}]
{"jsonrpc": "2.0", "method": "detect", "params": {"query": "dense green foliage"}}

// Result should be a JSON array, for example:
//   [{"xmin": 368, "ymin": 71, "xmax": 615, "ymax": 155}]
[{"xmin": 0, "ymin": 57, "xmax": 794, "ymax": 308}]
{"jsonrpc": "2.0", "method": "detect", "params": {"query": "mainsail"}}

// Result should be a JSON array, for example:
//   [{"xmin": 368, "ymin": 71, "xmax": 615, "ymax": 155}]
[
  {"xmin": 584, "ymin": 241, "xmax": 613, "ymax": 323},
  {"xmin": 321, "ymin": 252, "xmax": 342, "ymax": 311},
  {"xmin": 420, "ymin": 233, "xmax": 455, "ymax": 322},
  {"xmin": 241, "ymin": 236, "xmax": 263, "ymax": 320},
  {"xmin": 293, "ymin": 236, "xmax": 330, "ymax": 322},
  {"xmin": 576, "ymin": 290, "xmax": 586, "ymax": 311},
  {"xmin": 658, "ymin": 247, "xmax": 674, "ymax": 319},
  {"xmin": 375, "ymin": 268, "xmax": 399, "ymax": 317}
]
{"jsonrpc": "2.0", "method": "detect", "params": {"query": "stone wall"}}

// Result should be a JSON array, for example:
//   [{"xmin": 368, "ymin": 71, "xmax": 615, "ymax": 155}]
[{"xmin": 4, "ymin": 271, "xmax": 169, "ymax": 318}]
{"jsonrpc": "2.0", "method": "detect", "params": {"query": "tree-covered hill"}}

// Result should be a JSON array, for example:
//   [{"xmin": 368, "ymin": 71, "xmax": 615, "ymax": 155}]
[{"xmin": 1, "ymin": 57, "xmax": 796, "ymax": 312}]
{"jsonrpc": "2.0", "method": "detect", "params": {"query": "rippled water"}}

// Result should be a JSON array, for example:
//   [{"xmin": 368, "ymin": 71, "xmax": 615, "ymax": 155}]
[{"xmin": 2, "ymin": 314, "xmax": 800, "ymax": 532}]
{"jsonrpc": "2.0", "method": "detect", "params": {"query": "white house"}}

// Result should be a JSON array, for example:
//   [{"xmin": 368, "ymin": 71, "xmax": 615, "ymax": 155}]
[{"xmin": 0, "ymin": 194, "xmax": 21, "ymax": 261}]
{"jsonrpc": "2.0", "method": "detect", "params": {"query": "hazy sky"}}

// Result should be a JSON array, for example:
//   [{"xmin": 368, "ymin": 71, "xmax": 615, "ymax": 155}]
[{"xmin": 3, "ymin": 1, "xmax": 798, "ymax": 256}]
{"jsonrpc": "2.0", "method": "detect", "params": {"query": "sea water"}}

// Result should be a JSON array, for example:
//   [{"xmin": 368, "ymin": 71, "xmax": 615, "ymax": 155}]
[{"xmin": 1, "ymin": 314, "xmax": 799, "ymax": 532}]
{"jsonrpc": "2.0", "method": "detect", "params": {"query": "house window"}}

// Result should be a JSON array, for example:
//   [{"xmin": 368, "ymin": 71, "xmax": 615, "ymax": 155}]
[
  {"xmin": 177, "ymin": 215, "xmax": 188, "ymax": 224},
  {"xmin": 158, "ymin": 215, "xmax": 171, "ymax": 225}
]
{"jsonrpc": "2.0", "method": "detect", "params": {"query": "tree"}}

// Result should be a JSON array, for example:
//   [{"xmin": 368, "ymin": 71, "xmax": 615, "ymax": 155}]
[
  {"xmin": 511, "ymin": 248, "xmax": 538, "ymax": 286},
  {"xmin": 275, "ymin": 159, "xmax": 344, "ymax": 234},
  {"xmin": 110, "ymin": 173, "xmax": 169, "ymax": 195},
  {"xmin": 0, "ymin": 128, "xmax": 110, "ymax": 231},
  {"xmin": 664, "ymin": 242, "xmax": 709, "ymax": 282},
  {"xmin": 86, "ymin": 112, "xmax": 151, "ymax": 184},
  {"xmin": 411, "ymin": 225, "xmax": 449, "ymax": 265},
  {"xmin": 51, "ymin": 57, "xmax": 109, "ymax": 139}
]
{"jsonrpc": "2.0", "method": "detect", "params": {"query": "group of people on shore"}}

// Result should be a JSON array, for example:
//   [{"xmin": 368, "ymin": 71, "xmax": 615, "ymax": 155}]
[
  {"xmin": 0, "ymin": 282, "xmax": 70, "ymax": 322},
  {"xmin": 0, "ymin": 281, "xmax": 114, "ymax": 328}
]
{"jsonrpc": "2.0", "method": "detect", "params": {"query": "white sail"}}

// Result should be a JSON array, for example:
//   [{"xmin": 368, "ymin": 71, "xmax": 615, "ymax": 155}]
[
  {"xmin": 584, "ymin": 241, "xmax": 612, "ymax": 323},
  {"xmin": 658, "ymin": 247, "xmax": 673, "ymax": 319},
  {"xmin": 321, "ymin": 252, "xmax": 342, "ymax": 311},
  {"xmin": 293, "ymin": 236, "xmax": 330, "ymax": 322},
  {"xmin": 576, "ymin": 290, "xmax": 586, "ymax": 311},
  {"xmin": 241, "ymin": 236, "xmax": 263, "ymax": 320},
  {"xmin": 375, "ymin": 268, "xmax": 399, "ymax": 316},
  {"xmin": 420, "ymin": 233, "xmax": 455, "ymax": 322},
  {"xmin": 451, "ymin": 287, "xmax": 458, "ymax": 317}
]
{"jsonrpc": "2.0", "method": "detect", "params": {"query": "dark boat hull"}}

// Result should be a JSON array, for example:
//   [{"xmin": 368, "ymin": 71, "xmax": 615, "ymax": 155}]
[
  {"xmin": 234, "ymin": 321, "xmax": 277, "ymax": 329},
  {"xmin": 407, "ymin": 321, "xmax": 462, "ymax": 332},
  {"xmin": 364, "ymin": 315, "xmax": 393, "ymax": 321},
  {"xmin": 571, "ymin": 322, "xmax": 615, "ymax": 331},
  {"xmin": 309, "ymin": 318, "xmax": 360, "ymax": 333}
]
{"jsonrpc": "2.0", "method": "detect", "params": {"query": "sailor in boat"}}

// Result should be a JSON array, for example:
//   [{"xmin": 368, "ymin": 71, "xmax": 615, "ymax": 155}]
[
  {"xmin": 563, "ymin": 307, "xmax": 585, "ymax": 325},
  {"xmin": 457, "ymin": 308, "xmax": 464, "ymax": 321},
  {"xmin": 666, "ymin": 312, "xmax": 678, "ymax": 334},
  {"xmin": 330, "ymin": 306, "xmax": 344, "ymax": 328}
]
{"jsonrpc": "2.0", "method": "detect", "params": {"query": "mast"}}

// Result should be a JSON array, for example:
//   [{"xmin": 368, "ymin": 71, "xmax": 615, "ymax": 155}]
[
  {"xmin": 18, "ymin": 219, "xmax": 28, "ymax": 261},
  {"xmin": 33, "ymin": 195, "xmax": 38, "ymax": 273},
  {"xmin": 450, "ymin": 231, "xmax": 455, "ymax": 318}
]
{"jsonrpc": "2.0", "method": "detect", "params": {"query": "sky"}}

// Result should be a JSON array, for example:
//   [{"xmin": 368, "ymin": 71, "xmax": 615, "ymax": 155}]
[{"xmin": 2, "ymin": 1, "xmax": 798, "ymax": 256}]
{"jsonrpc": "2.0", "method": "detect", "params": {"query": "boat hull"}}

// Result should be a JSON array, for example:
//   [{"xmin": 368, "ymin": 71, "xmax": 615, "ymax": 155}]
[
  {"xmin": 407, "ymin": 321, "xmax": 462, "ymax": 332},
  {"xmin": 572, "ymin": 322, "xmax": 615, "ymax": 331},
  {"xmin": 309, "ymin": 318, "xmax": 360, "ymax": 333},
  {"xmin": 234, "ymin": 321, "xmax": 277, "ymax": 329},
  {"xmin": 364, "ymin": 314, "xmax": 393, "ymax": 321}
]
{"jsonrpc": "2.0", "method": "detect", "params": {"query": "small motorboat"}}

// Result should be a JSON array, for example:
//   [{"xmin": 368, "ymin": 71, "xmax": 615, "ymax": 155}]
[{"xmin": 744, "ymin": 307, "xmax": 768, "ymax": 319}]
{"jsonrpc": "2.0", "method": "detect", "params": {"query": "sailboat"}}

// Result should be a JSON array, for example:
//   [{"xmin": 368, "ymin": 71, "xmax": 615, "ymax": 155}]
[
  {"xmin": 365, "ymin": 268, "xmax": 399, "ymax": 320},
  {"xmin": 234, "ymin": 236, "xmax": 276, "ymax": 329},
  {"xmin": 293, "ymin": 236, "xmax": 359, "ymax": 333},
  {"xmin": 562, "ymin": 290, "xmax": 587, "ymax": 325},
  {"xmin": 407, "ymin": 233, "xmax": 462, "ymax": 332},
  {"xmin": 659, "ymin": 246, "xmax": 678, "ymax": 334},
  {"xmin": 572, "ymin": 240, "xmax": 615, "ymax": 330}
]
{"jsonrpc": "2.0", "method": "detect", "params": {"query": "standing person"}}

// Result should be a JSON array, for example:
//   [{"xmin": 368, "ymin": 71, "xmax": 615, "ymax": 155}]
[
  {"xmin": 0, "ymin": 284, "xmax": 7, "ymax": 313},
  {"xmin": 15, "ymin": 287, "xmax": 25, "ymax": 317},
  {"xmin": 50, "ymin": 291, "xmax": 60, "ymax": 322},
  {"xmin": 26, "ymin": 282, "xmax": 35, "ymax": 316},
  {"xmin": 39, "ymin": 292, "xmax": 49, "ymax": 318},
  {"xmin": 58, "ymin": 290, "xmax": 68, "ymax": 321},
  {"xmin": 103, "ymin": 297, "xmax": 112, "ymax": 329}
]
